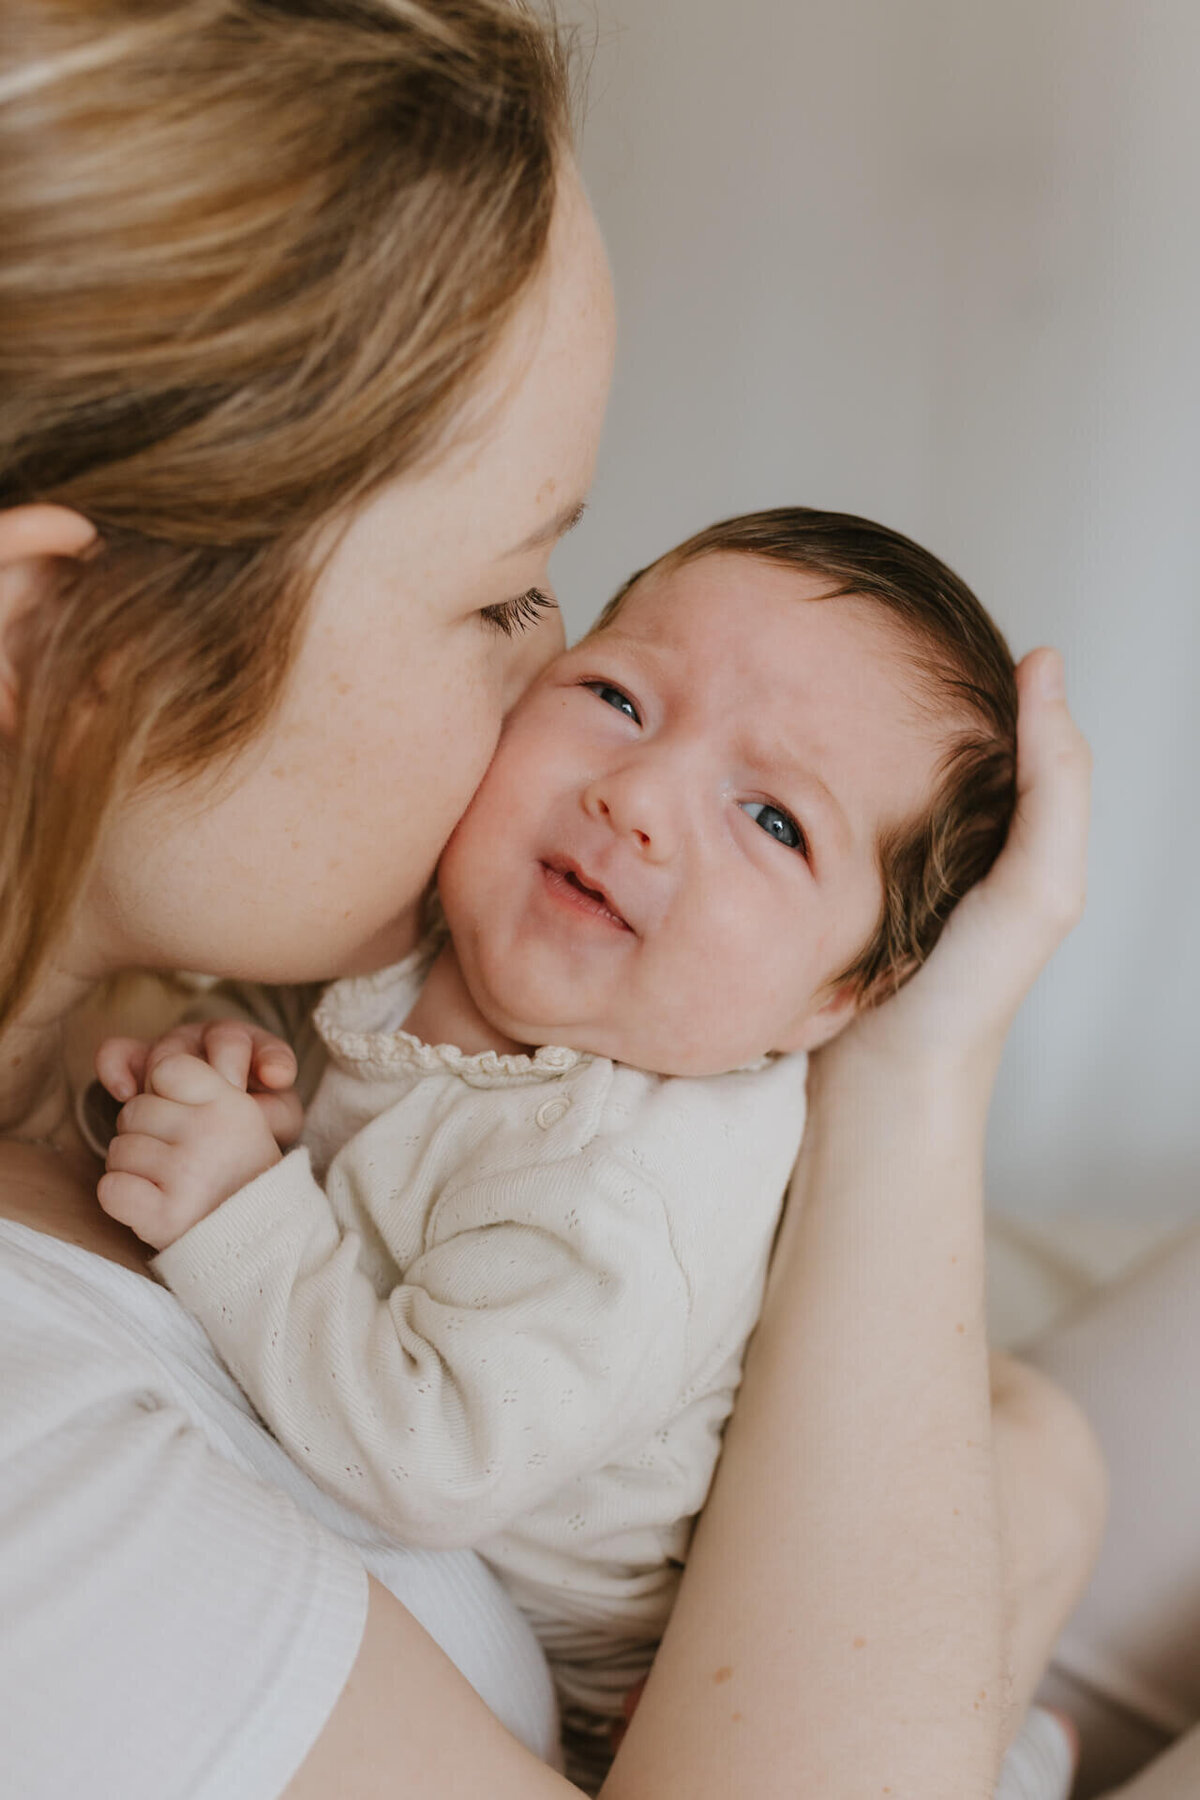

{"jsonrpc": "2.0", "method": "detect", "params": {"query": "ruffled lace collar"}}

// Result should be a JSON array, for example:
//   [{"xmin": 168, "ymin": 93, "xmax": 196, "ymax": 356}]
[{"xmin": 313, "ymin": 942, "xmax": 588, "ymax": 1090}]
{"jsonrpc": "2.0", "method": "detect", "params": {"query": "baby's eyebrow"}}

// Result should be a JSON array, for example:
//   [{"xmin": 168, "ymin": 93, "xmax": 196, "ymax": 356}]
[{"xmin": 745, "ymin": 733, "xmax": 853, "ymax": 856}]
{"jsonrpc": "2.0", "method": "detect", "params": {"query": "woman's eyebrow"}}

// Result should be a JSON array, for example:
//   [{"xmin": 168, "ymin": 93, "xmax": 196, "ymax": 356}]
[{"xmin": 506, "ymin": 497, "xmax": 588, "ymax": 556}]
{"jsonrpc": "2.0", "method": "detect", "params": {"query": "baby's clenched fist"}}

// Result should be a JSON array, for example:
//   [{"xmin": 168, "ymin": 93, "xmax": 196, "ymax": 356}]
[{"xmin": 97, "ymin": 1031, "xmax": 301, "ymax": 1252}]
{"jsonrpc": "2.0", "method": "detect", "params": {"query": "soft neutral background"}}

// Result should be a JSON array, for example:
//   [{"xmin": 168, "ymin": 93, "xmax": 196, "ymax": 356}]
[{"xmin": 551, "ymin": 0, "xmax": 1200, "ymax": 1231}]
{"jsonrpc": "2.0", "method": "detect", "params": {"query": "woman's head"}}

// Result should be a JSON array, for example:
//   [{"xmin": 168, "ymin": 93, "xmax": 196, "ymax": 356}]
[{"xmin": 0, "ymin": 0, "xmax": 614, "ymax": 1016}]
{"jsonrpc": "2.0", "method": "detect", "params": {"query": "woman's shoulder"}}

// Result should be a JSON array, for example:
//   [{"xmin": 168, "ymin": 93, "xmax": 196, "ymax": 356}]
[
  {"xmin": 0, "ymin": 1209, "xmax": 251, "ymax": 1459},
  {"xmin": 0, "ymin": 1214, "xmax": 373, "ymax": 1800},
  {"xmin": 0, "ymin": 1211, "xmax": 560, "ymax": 1772},
  {"xmin": 0, "ymin": 1188, "xmax": 289, "ymax": 1500}
]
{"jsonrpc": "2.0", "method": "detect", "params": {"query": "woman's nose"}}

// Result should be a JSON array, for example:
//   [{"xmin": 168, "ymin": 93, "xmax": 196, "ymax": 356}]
[{"xmin": 582, "ymin": 761, "xmax": 678, "ymax": 861}]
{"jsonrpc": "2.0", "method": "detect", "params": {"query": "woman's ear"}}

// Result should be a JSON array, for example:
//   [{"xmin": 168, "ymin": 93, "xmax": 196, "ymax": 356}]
[
  {"xmin": 774, "ymin": 982, "xmax": 862, "ymax": 1055},
  {"xmin": 0, "ymin": 505, "xmax": 98, "ymax": 736}
]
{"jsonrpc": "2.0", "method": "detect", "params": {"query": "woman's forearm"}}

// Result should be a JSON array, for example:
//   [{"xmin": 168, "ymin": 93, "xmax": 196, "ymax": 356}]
[
  {"xmin": 604, "ymin": 1044, "xmax": 1003, "ymax": 1800},
  {"xmin": 605, "ymin": 653, "xmax": 1088, "ymax": 1799}
]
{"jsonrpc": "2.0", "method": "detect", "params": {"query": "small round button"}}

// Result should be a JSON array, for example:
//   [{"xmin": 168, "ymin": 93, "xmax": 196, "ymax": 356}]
[{"xmin": 535, "ymin": 1094, "xmax": 571, "ymax": 1129}]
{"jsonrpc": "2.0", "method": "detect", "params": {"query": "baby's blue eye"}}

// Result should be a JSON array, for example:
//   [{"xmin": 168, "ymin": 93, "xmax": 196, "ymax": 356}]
[
  {"xmin": 583, "ymin": 681, "xmax": 640, "ymax": 723},
  {"xmin": 741, "ymin": 801, "xmax": 807, "ymax": 856}
]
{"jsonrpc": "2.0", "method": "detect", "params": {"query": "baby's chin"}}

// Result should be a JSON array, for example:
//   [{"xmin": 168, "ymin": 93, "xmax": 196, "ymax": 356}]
[
  {"xmin": 460, "ymin": 950, "xmax": 784, "ymax": 1077},
  {"xmin": 485, "ymin": 999, "xmax": 774, "ymax": 1078}
]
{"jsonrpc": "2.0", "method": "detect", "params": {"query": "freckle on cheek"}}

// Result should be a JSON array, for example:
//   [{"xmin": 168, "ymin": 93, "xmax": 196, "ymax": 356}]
[{"xmin": 711, "ymin": 1665, "xmax": 733, "ymax": 1685}]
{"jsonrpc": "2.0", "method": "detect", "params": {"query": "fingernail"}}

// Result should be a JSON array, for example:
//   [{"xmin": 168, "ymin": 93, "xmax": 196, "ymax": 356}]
[{"xmin": 1039, "ymin": 649, "xmax": 1065, "ymax": 699}]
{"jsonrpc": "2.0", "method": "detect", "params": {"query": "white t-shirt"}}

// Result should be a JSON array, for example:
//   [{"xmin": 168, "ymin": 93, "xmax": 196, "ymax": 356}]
[{"xmin": 0, "ymin": 1217, "xmax": 559, "ymax": 1800}]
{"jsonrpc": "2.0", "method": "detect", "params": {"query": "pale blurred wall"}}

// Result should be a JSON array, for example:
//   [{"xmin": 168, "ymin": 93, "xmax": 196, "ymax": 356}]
[{"xmin": 550, "ymin": 0, "xmax": 1200, "ymax": 1223}]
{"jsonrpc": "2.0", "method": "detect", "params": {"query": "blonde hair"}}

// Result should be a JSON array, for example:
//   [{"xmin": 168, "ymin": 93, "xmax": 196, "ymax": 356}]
[{"xmin": 0, "ymin": 0, "xmax": 571, "ymax": 1029}]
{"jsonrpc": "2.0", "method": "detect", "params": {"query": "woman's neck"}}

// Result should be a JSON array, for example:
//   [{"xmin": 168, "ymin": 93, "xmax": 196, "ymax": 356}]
[
  {"xmin": 0, "ymin": 964, "xmax": 152, "ymax": 1274},
  {"xmin": 402, "ymin": 939, "xmax": 529, "ymax": 1058},
  {"xmin": 0, "ymin": 970, "xmax": 90, "ymax": 1144}
]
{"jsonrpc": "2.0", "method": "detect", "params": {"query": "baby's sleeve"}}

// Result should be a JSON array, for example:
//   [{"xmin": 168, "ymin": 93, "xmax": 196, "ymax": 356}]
[{"xmin": 155, "ymin": 1140, "xmax": 692, "ymax": 1547}]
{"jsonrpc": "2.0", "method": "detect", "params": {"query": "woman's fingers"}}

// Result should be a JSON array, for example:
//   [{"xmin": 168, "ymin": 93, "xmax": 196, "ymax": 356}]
[
  {"xmin": 996, "ymin": 648, "xmax": 1092, "ymax": 940},
  {"xmin": 937, "ymin": 648, "xmax": 1091, "ymax": 1000},
  {"xmin": 831, "ymin": 648, "xmax": 1091, "ymax": 1072}
]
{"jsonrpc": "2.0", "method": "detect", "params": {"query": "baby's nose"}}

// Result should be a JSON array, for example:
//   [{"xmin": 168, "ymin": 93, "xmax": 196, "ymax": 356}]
[
  {"xmin": 591, "ymin": 794, "xmax": 650, "ymax": 848},
  {"xmin": 584, "ymin": 765, "xmax": 678, "ymax": 860}
]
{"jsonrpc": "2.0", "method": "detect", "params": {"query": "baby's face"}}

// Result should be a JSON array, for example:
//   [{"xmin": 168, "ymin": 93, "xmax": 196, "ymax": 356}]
[{"xmin": 437, "ymin": 552, "xmax": 950, "ymax": 1077}]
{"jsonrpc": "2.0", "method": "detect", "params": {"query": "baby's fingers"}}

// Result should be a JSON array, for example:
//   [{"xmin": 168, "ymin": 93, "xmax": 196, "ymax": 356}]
[
  {"xmin": 141, "ymin": 1022, "xmax": 213, "ymax": 1088},
  {"xmin": 254, "ymin": 1086, "xmax": 305, "ymax": 1148},
  {"xmin": 248, "ymin": 1033, "xmax": 298, "ymax": 1092},
  {"xmin": 145, "ymin": 1051, "xmax": 229, "ymax": 1106},
  {"xmin": 197, "ymin": 1020, "xmax": 256, "ymax": 1092},
  {"xmin": 95, "ymin": 1037, "xmax": 150, "ymax": 1105},
  {"xmin": 115, "ymin": 1092, "xmax": 194, "ymax": 1145},
  {"xmin": 106, "ymin": 1129, "xmax": 178, "ymax": 1191},
  {"xmin": 97, "ymin": 1169, "xmax": 167, "ymax": 1240}
]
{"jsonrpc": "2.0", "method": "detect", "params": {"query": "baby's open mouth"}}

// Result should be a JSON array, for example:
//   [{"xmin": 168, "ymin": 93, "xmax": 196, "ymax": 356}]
[
  {"xmin": 541, "ymin": 860, "xmax": 633, "ymax": 932},
  {"xmin": 564, "ymin": 869, "xmax": 604, "ymax": 902}
]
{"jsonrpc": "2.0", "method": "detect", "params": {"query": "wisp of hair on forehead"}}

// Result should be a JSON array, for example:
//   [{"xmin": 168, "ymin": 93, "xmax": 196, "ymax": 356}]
[{"xmin": 593, "ymin": 507, "xmax": 1018, "ymax": 1005}]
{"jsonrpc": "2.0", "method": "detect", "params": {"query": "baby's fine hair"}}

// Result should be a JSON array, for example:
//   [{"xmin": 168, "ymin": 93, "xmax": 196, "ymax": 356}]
[{"xmin": 593, "ymin": 508, "xmax": 1018, "ymax": 1005}]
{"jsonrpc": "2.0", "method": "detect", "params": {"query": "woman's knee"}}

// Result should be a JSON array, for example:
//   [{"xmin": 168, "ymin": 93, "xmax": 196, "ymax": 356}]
[{"xmin": 991, "ymin": 1352, "xmax": 1109, "ymax": 1612}]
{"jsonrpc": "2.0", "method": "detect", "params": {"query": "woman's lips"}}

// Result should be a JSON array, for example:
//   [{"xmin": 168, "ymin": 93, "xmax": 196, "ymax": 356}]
[{"xmin": 539, "ymin": 860, "xmax": 632, "ymax": 932}]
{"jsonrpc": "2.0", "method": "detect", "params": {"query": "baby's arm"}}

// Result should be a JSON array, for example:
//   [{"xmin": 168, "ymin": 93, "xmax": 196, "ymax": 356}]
[
  {"xmin": 150, "ymin": 1134, "xmax": 691, "ymax": 1547},
  {"xmin": 96, "ymin": 1023, "xmax": 304, "ymax": 1252}
]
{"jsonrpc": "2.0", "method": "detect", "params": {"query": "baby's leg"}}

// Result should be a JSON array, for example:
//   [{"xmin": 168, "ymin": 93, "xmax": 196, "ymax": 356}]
[
  {"xmin": 991, "ymin": 1352, "xmax": 1108, "ymax": 1737},
  {"xmin": 1023, "ymin": 1225, "xmax": 1200, "ymax": 1796}
]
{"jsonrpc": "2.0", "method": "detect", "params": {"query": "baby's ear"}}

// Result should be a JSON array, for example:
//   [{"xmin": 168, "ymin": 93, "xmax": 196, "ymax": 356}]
[{"xmin": 774, "ymin": 982, "xmax": 861, "ymax": 1055}]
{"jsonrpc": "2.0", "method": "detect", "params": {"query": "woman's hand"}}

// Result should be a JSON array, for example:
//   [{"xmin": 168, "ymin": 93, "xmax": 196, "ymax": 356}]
[{"xmin": 833, "ymin": 647, "xmax": 1091, "ymax": 1083}]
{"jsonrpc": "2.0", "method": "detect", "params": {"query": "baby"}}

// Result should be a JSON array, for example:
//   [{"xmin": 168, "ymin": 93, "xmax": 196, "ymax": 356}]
[{"xmin": 97, "ymin": 507, "xmax": 1017, "ymax": 1777}]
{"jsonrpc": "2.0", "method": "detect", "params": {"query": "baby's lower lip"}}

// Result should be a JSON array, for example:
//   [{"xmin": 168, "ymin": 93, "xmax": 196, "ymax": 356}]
[{"xmin": 539, "ymin": 862, "xmax": 632, "ymax": 932}]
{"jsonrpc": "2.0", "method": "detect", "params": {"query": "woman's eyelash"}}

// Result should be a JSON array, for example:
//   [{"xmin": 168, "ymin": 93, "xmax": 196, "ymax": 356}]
[{"xmin": 479, "ymin": 587, "xmax": 558, "ymax": 637}]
